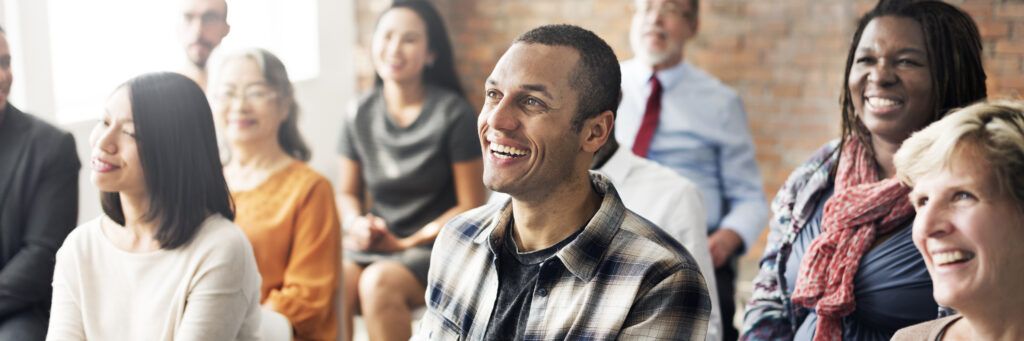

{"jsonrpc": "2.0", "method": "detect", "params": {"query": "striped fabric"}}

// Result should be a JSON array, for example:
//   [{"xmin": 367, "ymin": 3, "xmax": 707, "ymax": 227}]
[{"xmin": 414, "ymin": 172, "xmax": 711, "ymax": 340}]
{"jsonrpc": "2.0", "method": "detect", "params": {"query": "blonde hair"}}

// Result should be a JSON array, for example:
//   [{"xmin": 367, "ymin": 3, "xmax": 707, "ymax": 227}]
[{"xmin": 894, "ymin": 100, "xmax": 1024, "ymax": 208}]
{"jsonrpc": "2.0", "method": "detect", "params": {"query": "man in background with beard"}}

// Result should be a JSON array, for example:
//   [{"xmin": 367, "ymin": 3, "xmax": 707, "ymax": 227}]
[
  {"xmin": 177, "ymin": 0, "xmax": 230, "ymax": 90},
  {"xmin": 617, "ymin": 1, "xmax": 769, "ymax": 340}
]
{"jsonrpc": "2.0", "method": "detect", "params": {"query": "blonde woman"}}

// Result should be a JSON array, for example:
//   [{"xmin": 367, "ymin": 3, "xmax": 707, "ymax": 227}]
[{"xmin": 892, "ymin": 101, "xmax": 1024, "ymax": 340}]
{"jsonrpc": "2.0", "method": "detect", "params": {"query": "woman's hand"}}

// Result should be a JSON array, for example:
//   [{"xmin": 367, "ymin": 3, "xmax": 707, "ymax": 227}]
[
  {"xmin": 344, "ymin": 215, "xmax": 385, "ymax": 251},
  {"xmin": 367, "ymin": 227, "xmax": 415, "ymax": 253}
]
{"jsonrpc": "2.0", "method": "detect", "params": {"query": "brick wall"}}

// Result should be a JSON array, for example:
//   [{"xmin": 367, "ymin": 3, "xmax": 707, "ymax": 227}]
[{"xmin": 353, "ymin": 0, "xmax": 1024, "ymax": 257}]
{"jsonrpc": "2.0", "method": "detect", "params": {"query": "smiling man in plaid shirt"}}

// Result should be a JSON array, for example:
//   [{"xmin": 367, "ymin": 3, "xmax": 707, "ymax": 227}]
[{"xmin": 414, "ymin": 24, "xmax": 711, "ymax": 340}]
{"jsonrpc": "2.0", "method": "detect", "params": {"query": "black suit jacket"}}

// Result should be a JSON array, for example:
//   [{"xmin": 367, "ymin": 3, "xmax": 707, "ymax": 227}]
[{"xmin": 0, "ymin": 104, "xmax": 79, "ymax": 319}]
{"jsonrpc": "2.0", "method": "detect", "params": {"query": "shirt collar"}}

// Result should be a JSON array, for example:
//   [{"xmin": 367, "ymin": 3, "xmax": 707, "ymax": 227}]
[
  {"xmin": 596, "ymin": 146, "xmax": 632, "ymax": 184},
  {"xmin": 628, "ymin": 59, "xmax": 689, "ymax": 91},
  {"xmin": 473, "ymin": 172, "xmax": 627, "ymax": 281}
]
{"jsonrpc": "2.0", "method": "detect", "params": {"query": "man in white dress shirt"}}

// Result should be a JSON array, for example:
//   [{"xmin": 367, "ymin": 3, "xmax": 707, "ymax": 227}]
[{"xmin": 617, "ymin": 1, "xmax": 769, "ymax": 339}]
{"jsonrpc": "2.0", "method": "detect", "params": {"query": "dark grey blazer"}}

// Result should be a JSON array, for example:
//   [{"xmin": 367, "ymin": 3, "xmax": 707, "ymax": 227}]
[{"xmin": 0, "ymin": 104, "xmax": 79, "ymax": 319}]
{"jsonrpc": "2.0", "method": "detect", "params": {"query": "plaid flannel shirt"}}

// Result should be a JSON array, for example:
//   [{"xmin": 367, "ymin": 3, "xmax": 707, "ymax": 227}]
[{"xmin": 415, "ymin": 172, "xmax": 711, "ymax": 340}]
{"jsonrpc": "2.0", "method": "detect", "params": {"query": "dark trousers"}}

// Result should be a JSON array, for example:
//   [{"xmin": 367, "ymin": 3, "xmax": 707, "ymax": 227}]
[
  {"xmin": 0, "ymin": 308, "xmax": 48, "ymax": 341},
  {"xmin": 716, "ymin": 256, "xmax": 739, "ymax": 341}
]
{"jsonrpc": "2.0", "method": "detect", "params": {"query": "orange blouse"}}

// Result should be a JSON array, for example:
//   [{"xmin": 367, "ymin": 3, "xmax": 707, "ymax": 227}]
[{"xmin": 232, "ymin": 162, "xmax": 341, "ymax": 341}]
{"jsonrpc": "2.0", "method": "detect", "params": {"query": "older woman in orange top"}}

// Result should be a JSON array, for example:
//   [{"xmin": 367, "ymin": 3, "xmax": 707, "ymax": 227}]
[{"xmin": 209, "ymin": 48, "xmax": 341, "ymax": 341}]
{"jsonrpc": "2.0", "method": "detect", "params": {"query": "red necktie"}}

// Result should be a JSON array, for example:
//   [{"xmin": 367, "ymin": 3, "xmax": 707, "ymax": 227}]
[{"xmin": 632, "ymin": 75, "xmax": 662, "ymax": 157}]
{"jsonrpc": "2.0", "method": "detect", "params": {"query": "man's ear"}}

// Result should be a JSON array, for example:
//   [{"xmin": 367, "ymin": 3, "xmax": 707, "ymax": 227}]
[{"xmin": 580, "ymin": 110, "xmax": 615, "ymax": 153}]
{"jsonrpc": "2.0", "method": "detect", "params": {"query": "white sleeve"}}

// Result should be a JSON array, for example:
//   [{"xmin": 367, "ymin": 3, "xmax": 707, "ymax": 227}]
[
  {"xmin": 176, "ymin": 232, "xmax": 261, "ymax": 340},
  {"xmin": 46, "ymin": 246, "xmax": 86, "ymax": 341}
]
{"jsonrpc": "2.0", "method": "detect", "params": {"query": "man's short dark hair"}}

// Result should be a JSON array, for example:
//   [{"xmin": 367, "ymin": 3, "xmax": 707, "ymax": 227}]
[
  {"xmin": 514, "ymin": 24, "xmax": 621, "ymax": 132},
  {"xmin": 101, "ymin": 72, "xmax": 234, "ymax": 250}
]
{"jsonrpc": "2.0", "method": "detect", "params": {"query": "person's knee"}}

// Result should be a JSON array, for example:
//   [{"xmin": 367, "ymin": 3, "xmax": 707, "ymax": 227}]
[
  {"xmin": 359, "ymin": 263, "xmax": 400, "ymax": 292},
  {"xmin": 358, "ymin": 263, "xmax": 412, "ymax": 307}
]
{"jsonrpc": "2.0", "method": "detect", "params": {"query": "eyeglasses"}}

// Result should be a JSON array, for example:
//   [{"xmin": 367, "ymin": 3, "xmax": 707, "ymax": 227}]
[
  {"xmin": 211, "ymin": 85, "xmax": 278, "ymax": 105},
  {"xmin": 633, "ymin": 1, "xmax": 694, "ymax": 19},
  {"xmin": 183, "ymin": 11, "xmax": 227, "ymax": 27}
]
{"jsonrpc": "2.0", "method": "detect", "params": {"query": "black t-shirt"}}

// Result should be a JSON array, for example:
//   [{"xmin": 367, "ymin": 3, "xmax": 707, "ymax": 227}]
[{"xmin": 483, "ymin": 223, "xmax": 583, "ymax": 340}]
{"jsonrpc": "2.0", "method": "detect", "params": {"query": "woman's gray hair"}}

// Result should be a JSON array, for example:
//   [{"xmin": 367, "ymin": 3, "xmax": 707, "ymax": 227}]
[{"xmin": 209, "ymin": 47, "xmax": 310, "ymax": 161}]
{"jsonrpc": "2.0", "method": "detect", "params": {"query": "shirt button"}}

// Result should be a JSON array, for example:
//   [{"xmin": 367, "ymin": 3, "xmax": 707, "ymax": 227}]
[{"xmin": 537, "ymin": 288, "xmax": 548, "ymax": 297}]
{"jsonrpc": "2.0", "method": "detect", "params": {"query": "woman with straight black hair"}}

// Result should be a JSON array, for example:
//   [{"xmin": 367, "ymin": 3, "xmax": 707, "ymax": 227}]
[
  {"xmin": 47, "ymin": 72, "xmax": 262, "ymax": 340},
  {"xmin": 337, "ymin": 0, "xmax": 487, "ymax": 340},
  {"xmin": 742, "ymin": 1, "xmax": 986, "ymax": 340}
]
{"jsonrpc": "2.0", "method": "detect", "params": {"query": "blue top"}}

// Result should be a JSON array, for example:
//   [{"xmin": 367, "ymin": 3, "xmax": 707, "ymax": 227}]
[
  {"xmin": 783, "ymin": 186, "xmax": 937, "ymax": 340},
  {"xmin": 616, "ymin": 59, "xmax": 768, "ymax": 251}
]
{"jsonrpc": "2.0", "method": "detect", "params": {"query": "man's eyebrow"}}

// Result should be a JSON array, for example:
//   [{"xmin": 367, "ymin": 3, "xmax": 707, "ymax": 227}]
[
  {"xmin": 484, "ymin": 79, "xmax": 554, "ymax": 100},
  {"xmin": 520, "ymin": 84, "xmax": 553, "ymax": 100}
]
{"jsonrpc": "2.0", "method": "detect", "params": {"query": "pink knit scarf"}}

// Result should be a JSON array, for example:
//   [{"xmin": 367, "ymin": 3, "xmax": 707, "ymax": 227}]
[{"xmin": 790, "ymin": 138, "xmax": 914, "ymax": 341}]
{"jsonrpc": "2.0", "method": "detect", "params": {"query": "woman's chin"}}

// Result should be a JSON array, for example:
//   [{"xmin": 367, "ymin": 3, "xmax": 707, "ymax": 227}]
[
  {"xmin": 227, "ymin": 131, "xmax": 268, "ymax": 145},
  {"xmin": 932, "ymin": 283, "xmax": 976, "ymax": 311}
]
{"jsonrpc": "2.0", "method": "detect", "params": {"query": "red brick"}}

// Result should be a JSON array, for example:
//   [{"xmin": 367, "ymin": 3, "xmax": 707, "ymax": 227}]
[
  {"xmin": 989, "ymin": 88, "xmax": 1023, "ymax": 100},
  {"xmin": 995, "ymin": 40, "xmax": 1024, "ymax": 55},
  {"xmin": 747, "ymin": 2, "xmax": 784, "ymax": 17},
  {"xmin": 996, "ymin": 75, "xmax": 1024, "ymax": 88},
  {"xmin": 996, "ymin": 4, "xmax": 1024, "ymax": 19},
  {"xmin": 707, "ymin": 35, "xmax": 743, "ymax": 50},
  {"xmin": 978, "ymin": 21, "xmax": 1010, "ymax": 38},
  {"xmin": 1013, "ymin": 22, "xmax": 1024, "ymax": 38},
  {"xmin": 960, "ymin": 3, "xmax": 995, "ymax": 20},
  {"xmin": 986, "ymin": 56, "xmax": 1021, "ymax": 74}
]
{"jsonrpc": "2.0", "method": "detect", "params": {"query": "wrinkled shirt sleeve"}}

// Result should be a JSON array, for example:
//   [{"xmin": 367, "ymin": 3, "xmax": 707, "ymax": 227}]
[{"xmin": 716, "ymin": 96, "xmax": 769, "ymax": 252}]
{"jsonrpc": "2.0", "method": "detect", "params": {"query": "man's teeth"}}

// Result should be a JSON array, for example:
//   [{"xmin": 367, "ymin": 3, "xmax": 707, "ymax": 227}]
[
  {"xmin": 867, "ymin": 97, "xmax": 902, "ymax": 108},
  {"xmin": 932, "ymin": 250, "xmax": 975, "ymax": 266},
  {"xmin": 490, "ymin": 143, "xmax": 528, "ymax": 158}
]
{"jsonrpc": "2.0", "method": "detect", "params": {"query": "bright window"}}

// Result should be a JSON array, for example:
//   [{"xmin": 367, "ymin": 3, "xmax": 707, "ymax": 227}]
[{"xmin": 47, "ymin": 0, "xmax": 319, "ymax": 123}]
